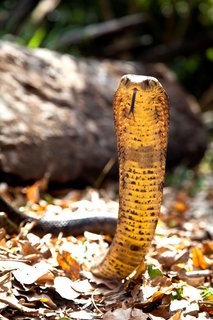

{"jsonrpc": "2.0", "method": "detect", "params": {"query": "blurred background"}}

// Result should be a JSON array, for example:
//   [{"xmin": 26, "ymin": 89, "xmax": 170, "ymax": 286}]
[
  {"xmin": 0, "ymin": 0, "xmax": 212, "ymax": 109},
  {"xmin": 0, "ymin": 0, "xmax": 212, "ymax": 187}
]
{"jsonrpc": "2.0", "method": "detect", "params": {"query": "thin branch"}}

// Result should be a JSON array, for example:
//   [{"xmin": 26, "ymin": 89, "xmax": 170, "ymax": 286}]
[
  {"xmin": 56, "ymin": 13, "xmax": 149, "ymax": 48},
  {"xmin": 140, "ymin": 32, "xmax": 213, "ymax": 62},
  {"xmin": 31, "ymin": 0, "xmax": 61, "ymax": 24}
]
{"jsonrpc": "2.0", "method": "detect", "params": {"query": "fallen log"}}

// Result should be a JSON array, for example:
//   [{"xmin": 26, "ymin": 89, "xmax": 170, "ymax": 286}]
[{"xmin": 0, "ymin": 41, "xmax": 208, "ymax": 184}]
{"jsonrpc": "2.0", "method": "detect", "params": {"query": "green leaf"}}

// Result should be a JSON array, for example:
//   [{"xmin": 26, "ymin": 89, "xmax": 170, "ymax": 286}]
[
  {"xmin": 171, "ymin": 287, "xmax": 184, "ymax": 300},
  {"xmin": 148, "ymin": 264, "xmax": 163, "ymax": 279},
  {"xmin": 201, "ymin": 287, "xmax": 213, "ymax": 299},
  {"xmin": 28, "ymin": 27, "xmax": 46, "ymax": 48}
]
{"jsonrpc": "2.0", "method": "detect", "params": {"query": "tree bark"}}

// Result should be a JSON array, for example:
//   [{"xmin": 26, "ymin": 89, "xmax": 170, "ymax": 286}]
[{"xmin": 0, "ymin": 41, "xmax": 208, "ymax": 184}]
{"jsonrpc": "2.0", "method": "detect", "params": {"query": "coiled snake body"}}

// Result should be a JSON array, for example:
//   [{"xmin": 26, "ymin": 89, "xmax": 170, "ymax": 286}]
[{"xmin": 0, "ymin": 75, "xmax": 169, "ymax": 280}]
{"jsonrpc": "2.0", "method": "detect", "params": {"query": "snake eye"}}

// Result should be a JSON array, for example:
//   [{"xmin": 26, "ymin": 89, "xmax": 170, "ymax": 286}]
[
  {"xmin": 140, "ymin": 79, "xmax": 150, "ymax": 90},
  {"xmin": 121, "ymin": 75, "xmax": 130, "ymax": 87},
  {"xmin": 140, "ymin": 78, "xmax": 158, "ymax": 90}
]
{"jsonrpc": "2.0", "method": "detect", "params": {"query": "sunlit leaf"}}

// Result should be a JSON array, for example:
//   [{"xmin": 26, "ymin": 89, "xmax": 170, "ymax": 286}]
[
  {"xmin": 199, "ymin": 301, "xmax": 213, "ymax": 316},
  {"xmin": 174, "ymin": 201, "xmax": 187, "ymax": 213},
  {"xmin": 168, "ymin": 310, "xmax": 182, "ymax": 320},
  {"xmin": 141, "ymin": 291, "xmax": 166, "ymax": 313},
  {"xmin": 54, "ymin": 276, "xmax": 80, "ymax": 300},
  {"xmin": 202, "ymin": 241, "xmax": 213, "ymax": 255},
  {"xmin": 171, "ymin": 287, "xmax": 184, "ymax": 300},
  {"xmin": 201, "ymin": 287, "xmax": 213, "ymax": 301},
  {"xmin": 26, "ymin": 176, "xmax": 49, "ymax": 203},
  {"xmin": 148, "ymin": 264, "xmax": 163, "ymax": 279},
  {"xmin": 11, "ymin": 261, "xmax": 53, "ymax": 285},
  {"xmin": 192, "ymin": 247, "xmax": 208, "ymax": 270},
  {"xmin": 57, "ymin": 250, "xmax": 81, "ymax": 280},
  {"xmin": 28, "ymin": 27, "xmax": 46, "ymax": 48}
]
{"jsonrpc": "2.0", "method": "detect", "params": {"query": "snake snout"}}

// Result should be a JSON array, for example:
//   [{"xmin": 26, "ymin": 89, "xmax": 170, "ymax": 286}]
[{"xmin": 120, "ymin": 74, "xmax": 160, "ymax": 91}]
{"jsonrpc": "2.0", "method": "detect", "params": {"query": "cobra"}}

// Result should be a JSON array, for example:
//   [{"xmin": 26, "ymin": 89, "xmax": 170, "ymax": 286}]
[{"xmin": 0, "ymin": 74, "xmax": 169, "ymax": 280}]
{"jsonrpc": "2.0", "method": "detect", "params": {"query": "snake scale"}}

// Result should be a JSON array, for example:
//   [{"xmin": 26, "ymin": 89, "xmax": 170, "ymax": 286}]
[{"xmin": 0, "ymin": 75, "xmax": 169, "ymax": 280}]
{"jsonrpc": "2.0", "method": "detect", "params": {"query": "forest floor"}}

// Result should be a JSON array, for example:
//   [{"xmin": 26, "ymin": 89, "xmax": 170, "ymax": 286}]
[{"xmin": 0, "ymin": 145, "xmax": 212, "ymax": 319}]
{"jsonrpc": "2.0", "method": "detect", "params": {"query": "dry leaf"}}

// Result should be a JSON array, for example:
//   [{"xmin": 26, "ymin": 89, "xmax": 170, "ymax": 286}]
[
  {"xmin": 19, "ymin": 240, "xmax": 41, "ymax": 255},
  {"xmin": 157, "ymin": 249, "xmax": 189, "ymax": 267},
  {"xmin": 0, "ymin": 292, "xmax": 38, "ymax": 315},
  {"xmin": 199, "ymin": 301, "xmax": 213, "ymax": 316},
  {"xmin": 54, "ymin": 276, "xmax": 80, "ymax": 300},
  {"xmin": 19, "ymin": 291, "xmax": 57, "ymax": 308},
  {"xmin": 141, "ymin": 291, "xmax": 166, "ymax": 313},
  {"xmin": 68, "ymin": 310, "xmax": 97, "ymax": 319},
  {"xmin": 183, "ymin": 285, "xmax": 201, "ymax": 301},
  {"xmin": 168, "ymin": 310, "xmax": 182, "ymax": 320},
  {"xmin": 26, "ymin": 176, "xmax": 49, "ymax": 203},
  {"xmin": 169, "ymin": 299, "xmax": 188, "ymax": 312},
  {"xmin": 184, "ymin": 301, "xmax": 199, "ymax": 317},
  {"xmin": 68, "ymin": 279, "xmax": 94, "ymax": 294},
  {"xmin": 11, "ymin": 261, "xmax": 53, "ymax": 285},
  {"xmin": 57, "ymin": 250, "xmax": 81, "ymax": 280},
  {"xmin": 104, "ymin": 308, "xmax": 150, "ymax": 320},
  {"xmin": 26, "ymin": 181, "xmax": 41, "ymax": 203},
  {"xmin": 174, "ymin": 200, "xmax": 188, "ymax": 213},
  {"xmin": 0, "ymin": 175, "xmax": 212, "ymax": 318},
  {"xmin": 103, "ymin": 308, "xmax": 132, "ymax": 320},
  {"xmin": 130, "ymin": 308, "xmax": 150, "ymax": 319},
  {"xmin": 192, "ymin": 247, "xmax": 208, "ymax": 269},
  {"xmin": 202, "ymin": 241, "xmax": 213, "ymax": 255}
]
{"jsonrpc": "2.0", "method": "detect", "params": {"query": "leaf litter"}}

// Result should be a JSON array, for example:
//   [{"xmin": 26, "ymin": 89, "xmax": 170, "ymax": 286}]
[{"xmin": 0, "ymin": 164, "xmax": 212, "ymax": 319}]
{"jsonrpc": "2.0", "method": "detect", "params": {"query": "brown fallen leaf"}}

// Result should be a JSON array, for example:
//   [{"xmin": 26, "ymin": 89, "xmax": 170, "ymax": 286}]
[
  {"xmin": 54, "ymin": 276, "xmax": 80, "ymax": 300},
  {"xmin": 67, "ymin": 278, "xmax": 94, "ymax": 294},
  {"xmin": 183, "ymin": 284, "xmax": 202, "ymax": 301},
  {"xmin": 183, "ymin": 301, "xmax": 199, "ymax": 317},
  {"xmin": 157, "ymin": 249, "xmax": 189, "ymax": 268},
  {"xmin": 130, "ymin": 308, "xmax": 150, "ymax": 320},
  {"xmin": 202, "ymin": 241, "xmax": 213, "ymax": 255},
  {"xmin": 68, "ymin": 310, "xmax": 98, "ymax": 319},
  {"xmin": 26, "ymin": 175, "xmax": 49, "ymax": 204},
  {"xmin": 19, "ymin": 239, "xmax": 41, "ymax": 255},
  {"xmin": 169, "ymin": 299, "xmax": 188, "ymax": 312},
  {"xmin": 168, "ymin": 310, "xmax": 182, "ymax": 320},
  {"xmin": 132, "ymin": 291, "xmax": 167, "ymax": 314},
  {"xmin": 0, "ymin": 292, "xmax": 39, "ymax": 315},
  {"xmin": 82, "ymin": 270, "xmax": 120, "ymax": 290},
  {"xmin": 36, "ymin": 270, "xmax": 54, "ymax": 284},
  {"xmin": 173, "ymin": 200, "xmax": 188, "ymax": 213},
  {"xmin": 103, "ymin": 308, "xmax": 135, "ymax": 320},
  {"xmin": 18, "ymin": 291, "xmax": 57, "ymax": 309},
  {"xmin": 57, "ymin": 250, "xmax": 81, "ymax": 280},
  {"xmin": 192, "ymin": 247, "xmax": 208, "ymax": 270},
  {"xmin": 199, "ymin": 301, "xmax": 213, "ymax": 316},
  {"xmin": 8, "ymin": 261, "xmax": 53, "ymax": 285}
]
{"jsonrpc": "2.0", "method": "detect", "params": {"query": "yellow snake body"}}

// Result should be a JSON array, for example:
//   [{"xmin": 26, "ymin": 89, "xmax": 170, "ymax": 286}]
[{"xmin": 92, "ymin": 75, "xmax": 169, "ymax": 280}]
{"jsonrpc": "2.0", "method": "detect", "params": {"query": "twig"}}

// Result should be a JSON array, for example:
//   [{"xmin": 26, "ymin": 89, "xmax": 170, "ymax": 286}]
[
  {"xmin": 57, "ymin": 13, "xmax": 148, "ymax": 48},
  {"xmin": 91, "ymin": 289, "xmax": 104, "ymax": 315},
  {"xmin": 140, "ymin": 32, "xmax": 213, "ymax": 62},
  {"xmin": 185, "ymin": 270, "xmax": 213, "ymax": 278}
]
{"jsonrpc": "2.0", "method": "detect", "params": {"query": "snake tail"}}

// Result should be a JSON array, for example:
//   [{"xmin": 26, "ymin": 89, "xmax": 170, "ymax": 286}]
[
  {"xmin": 0, "ymin": 195, "xmax": 117, "ymax": 237},
  {"xmin": 92, "ymin": 74, "xmax": 169, "ymax": 280}
]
